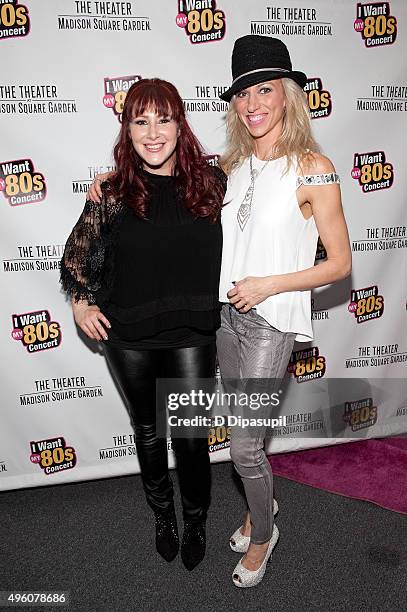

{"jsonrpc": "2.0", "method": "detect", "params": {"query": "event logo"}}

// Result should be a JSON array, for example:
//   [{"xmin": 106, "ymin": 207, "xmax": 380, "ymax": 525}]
[
  {"xmin": 11, "ymin": 309, "xmax": 62, "ymax": 353},
  {"xmin": 208, "ymin": 419, "xmax": 230, "ymax": 453},
  {"xmin": 176, "ymin": 0, "xmax": 226, "ymax": 44},
  {"xmin": 204, "ymin": 154, "xmax": 221, "ymax": 167},
  {"xmin": 30, "ymin": 437, "xmax": 77, "ymax": 476},
  {"xmin": 183, "ymin": 85, "xmax": 228, "ymax": 113},
  {"xmin": 20, "ymin": 376, "xmax": 103, "ymax": 406},
  {"xmin": 343, "ymin": 398, "xmax": 377, "ymax": 431},
  {"xmin": 315, "ymin": 237, "xmax": 327, "ymax": 262},
  {"xmin": 345, "ymin": 342, "xmax": 405, "ymax": 368},
  {"xmin": 273, "ymin": 412, "xmax": 324, "ymax": 437},
  {"xmin": 356, "ymin": 84, "xmax": 407, "ymax": 112},
  {"xmin": 99, "ymin": 434, "xmax": 136, "ymax": 460},
  {"xmin": 103, "ymin": 75, "xmax": 141, "ymax": 122},
  {"xmin": 72, "ymin": 164, "xmax": 115, "ymax": 194},
  {"xmin": 354, "ymin": 2, "xmax": 397, "ymax": 47},
  {"xmin": 348, "ymin": 285, "xmax": 384, "ymax": 323},
  {"xmin": 0, "ymin": 0, "xmax": 30, "ymax": 40},
  {"xmin": 3, "ymin": 244, "xmax": 64, "ymax": 272},
  {"xmin": 0, "ymin": 83, "xmax": 77, "ymax": 115},
  {"xmin": 0, "ymin": 159, "xmax": 46, "ymax": 206},
  {"xmin": 351, "ymin": 151, "xmax": 394, "ymax": 193},
  {"xmin": 251, "ymin": 6, "xmax": 333, "ymax": 36},
  {"xmin": 287, "ymin": 347, "xmax": 326, "ymax": 383},
  {"xmin": 311, "ymin": 297, "xmax": 329, "ymax": 321},
  {"xmin": 57, "ymin": 2, "xmax": 151, "ymax": 32},
  {"xmin": 352, "ymin": 226, "xmax": 407, "ymax": 252},
  {"xmin": 304, "ymin": 78, "xmax": 332, "ymax": 119}
]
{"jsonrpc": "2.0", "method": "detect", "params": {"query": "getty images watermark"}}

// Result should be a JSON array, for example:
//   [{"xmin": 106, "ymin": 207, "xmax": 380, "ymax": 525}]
[
  {"xmin": 157, "ymin": 377, "xmax": 407, "ymax": 439},
  {"xmin": 166, "ymin": 388, "xmax": 286, "ymax": 429}
]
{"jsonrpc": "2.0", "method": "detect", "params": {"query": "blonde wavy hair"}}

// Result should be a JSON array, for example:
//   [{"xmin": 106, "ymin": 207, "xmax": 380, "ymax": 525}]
[{"xmin": 220, "ymin": 78, "xmax": 321, "ymax": 176}]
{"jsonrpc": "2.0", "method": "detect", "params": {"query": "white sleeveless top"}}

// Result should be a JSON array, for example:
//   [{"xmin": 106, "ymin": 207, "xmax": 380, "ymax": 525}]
[{"xmin": 219, "ymin": 155, "xmax": 339, "ymax": 342}]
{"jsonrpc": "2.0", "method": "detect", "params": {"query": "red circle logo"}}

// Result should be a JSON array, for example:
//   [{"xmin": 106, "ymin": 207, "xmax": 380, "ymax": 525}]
[
  {"xmin": 103, "ymin": 94, "xmax": 115, "ymax": 108},
  {"xmin": 12, "ymin": 328, "xmax": 23, "ymax": 340},
  {"xmin": 354, "ymin": 19, "xmax": 364, "ymax": 32},
  {"xmin": 176, "ymin": 13, "xmax": 188, "ymax": 28}
]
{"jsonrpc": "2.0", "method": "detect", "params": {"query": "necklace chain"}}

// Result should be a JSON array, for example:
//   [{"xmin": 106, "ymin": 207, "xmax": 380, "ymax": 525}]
[{"xmin": 237, "ymin": 153, "xmax": 274, "ymax": 231}]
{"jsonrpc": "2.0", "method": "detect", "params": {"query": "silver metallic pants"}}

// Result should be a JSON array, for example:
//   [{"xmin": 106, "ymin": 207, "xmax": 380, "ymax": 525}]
[{"xmin": 216, "ymin": 303, "xmax": 295, "ymax": 544}]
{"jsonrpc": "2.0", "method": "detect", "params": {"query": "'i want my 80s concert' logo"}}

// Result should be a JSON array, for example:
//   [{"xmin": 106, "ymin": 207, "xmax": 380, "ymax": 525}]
[
  {"xmin": 103, "ymin": 75, "xmax": 142, "ymax": 122},
  {"xmin": 287, "ymin": 347, "xmax": 326, "ymax": 383},
  {"xmin": 11, "ymin": 310, "xmax": 62, "ymax": 353},
  {"xmin": 0, "ymin": 1, "xmax": 30, "ymax": 40},
  {"xmin": 351, "ymin": 151, "xmax": 394, "ymax": 193},
  {"xmin": 304, "ymin": 78, "xmax": 332, "ymax": 120},
  {"xmin": 0, "ymin": 159, "xmax": 46, "ymax": 206},
  {"xmin": 315, "ymin": 237, "xmax": 327, "ymax": 262},
  {"xmin": 348, "ymin": 285, "xmax": 384, "ymax": 323},
  {"xmin": 343, "ymin": 398, "xmax": 377, "ymax": 432},
  {"xmin": 208, "ymin": 418, "xmax": 230, "ymax": 453},
  {"xmin": 204, "ymin": 154, "xmax": 221, "ymax": 167},
  {"xmin": 30, "ymin": 437, "xmax": 77, "ymax": 476},
  {"xmin": 176, "ymin": 0, "xmax": 226, "ymax": 44},
  {"xmin": 354, "ymin": 2, "xmax": 397, "ymax": 47}
]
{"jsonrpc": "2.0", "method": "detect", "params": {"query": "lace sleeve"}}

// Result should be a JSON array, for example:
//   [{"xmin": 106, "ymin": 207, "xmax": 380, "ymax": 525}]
[{"xmin": 60, "ymin": 184, "xmax": 119, "ymax": 304}]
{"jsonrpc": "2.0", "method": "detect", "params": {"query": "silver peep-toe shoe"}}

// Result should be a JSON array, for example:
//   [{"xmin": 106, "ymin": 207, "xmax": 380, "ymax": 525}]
[
  {"xmin": 232, "ymin": 524, "xmax": 279, "ymax": 588},
  {"xmin": 229, "ymin": 498, "xmax": 279, "ymax": 553}
]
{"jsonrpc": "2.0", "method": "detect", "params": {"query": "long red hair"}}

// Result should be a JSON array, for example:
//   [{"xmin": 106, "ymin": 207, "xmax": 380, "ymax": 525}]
[{"xmin": 109, "ymin": 78, "xmax": 223, "ymax": 221}]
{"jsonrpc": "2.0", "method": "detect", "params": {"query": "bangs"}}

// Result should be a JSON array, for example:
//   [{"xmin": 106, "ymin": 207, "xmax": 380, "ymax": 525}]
[{"xmin": 129, "ymin": 82, "xmax": 181, "ymax": 121}]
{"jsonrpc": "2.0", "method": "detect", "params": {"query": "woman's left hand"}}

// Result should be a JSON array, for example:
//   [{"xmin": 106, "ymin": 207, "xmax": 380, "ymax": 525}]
[{"xmin": 227, "ymin": 276, "xmax": 279, "ymax": 313}]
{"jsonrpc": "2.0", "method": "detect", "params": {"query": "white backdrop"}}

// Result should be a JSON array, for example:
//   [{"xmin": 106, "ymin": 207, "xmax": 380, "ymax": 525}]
[{"xmin": 1, "ymin": 0, "xmax": 406, "ymax": 491}]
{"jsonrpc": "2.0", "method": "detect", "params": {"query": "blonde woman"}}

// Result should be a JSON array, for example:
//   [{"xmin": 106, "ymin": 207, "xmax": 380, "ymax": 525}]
[{"xmin": 217, "ymin": 35, "xmax": 351, "ymax": 588}]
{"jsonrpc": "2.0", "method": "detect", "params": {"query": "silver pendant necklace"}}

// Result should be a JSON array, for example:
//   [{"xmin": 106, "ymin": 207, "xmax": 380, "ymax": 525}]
[{"xmin": 237, "ymin": 153, "xmax": 274, "ymax": 231}]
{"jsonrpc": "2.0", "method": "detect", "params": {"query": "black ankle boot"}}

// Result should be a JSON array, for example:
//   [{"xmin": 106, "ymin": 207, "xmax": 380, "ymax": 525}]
[
  {"xmin": 181, "ymin": 521, "xmax": 206, "ymax": 571},
  {"xmin": 154, "ymin": 509, "xmax": 179, "ymax": 562}
]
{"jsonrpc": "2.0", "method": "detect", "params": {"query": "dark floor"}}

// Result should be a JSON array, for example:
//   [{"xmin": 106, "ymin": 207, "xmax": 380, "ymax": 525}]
[{"xmin": 1, "ymin": 461, "xmax": 406, "ymax": 612}]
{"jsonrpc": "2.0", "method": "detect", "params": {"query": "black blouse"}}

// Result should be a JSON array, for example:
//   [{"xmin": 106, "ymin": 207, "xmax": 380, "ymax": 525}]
[{"xmin": 60, "ymin": 167, "xmax": 226, "ymax": 349}]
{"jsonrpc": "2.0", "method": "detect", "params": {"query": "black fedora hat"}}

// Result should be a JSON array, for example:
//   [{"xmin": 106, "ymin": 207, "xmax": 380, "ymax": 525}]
[{"xmin": 221, "ymin": 35, "xmax": 307, "ymax": 102}]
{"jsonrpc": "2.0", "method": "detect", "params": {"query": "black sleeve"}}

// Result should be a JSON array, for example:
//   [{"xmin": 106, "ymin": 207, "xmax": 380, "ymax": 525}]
[{"xmin": 60, "ymin": 183, "xmax": 119, "ymax": 304}]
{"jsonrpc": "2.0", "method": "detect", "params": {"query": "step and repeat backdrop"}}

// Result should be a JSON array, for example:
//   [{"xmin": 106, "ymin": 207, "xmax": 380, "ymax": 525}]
[{"xmin": 1, "ymin": 0, "xmax": 406, "ymax": 491}]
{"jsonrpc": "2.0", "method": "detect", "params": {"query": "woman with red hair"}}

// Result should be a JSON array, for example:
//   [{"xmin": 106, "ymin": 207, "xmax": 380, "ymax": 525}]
[{"xmin": 60, "ymin": 78, "xmax": 226, "ymax": 571}]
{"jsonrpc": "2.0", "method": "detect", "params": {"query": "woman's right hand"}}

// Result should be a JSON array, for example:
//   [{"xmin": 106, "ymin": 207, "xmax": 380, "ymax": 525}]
[
  {"xmin": 87, "ymin": 171, "xmax": 113, "ymax": 202},
  {"xmin": 72, "ymin": 300, "xmax": 111, "ymax": 341}
]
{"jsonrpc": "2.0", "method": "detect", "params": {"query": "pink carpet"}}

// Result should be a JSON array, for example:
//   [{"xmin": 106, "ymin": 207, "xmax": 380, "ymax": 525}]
[{"xmin": 270, "ymin": 437, "xmax": 407, "ymax": 514}]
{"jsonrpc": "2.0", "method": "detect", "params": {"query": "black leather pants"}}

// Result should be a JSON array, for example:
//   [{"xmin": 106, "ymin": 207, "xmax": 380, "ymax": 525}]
[{"xmin": 104, "ymin": 342, "xmax": 216, "ymax": 523}]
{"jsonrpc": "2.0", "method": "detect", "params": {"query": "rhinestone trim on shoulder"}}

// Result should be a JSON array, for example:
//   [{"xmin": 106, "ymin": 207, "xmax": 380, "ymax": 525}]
[{"xmin": 296, "ymin": 173, "xmax": 340, "ymax": 187}]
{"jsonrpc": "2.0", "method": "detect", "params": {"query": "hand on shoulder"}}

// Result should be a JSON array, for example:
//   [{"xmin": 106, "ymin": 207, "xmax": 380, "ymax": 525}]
[{"xmin": 87, "ymin": 171, "xmax": 114, "ymax": 203}]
